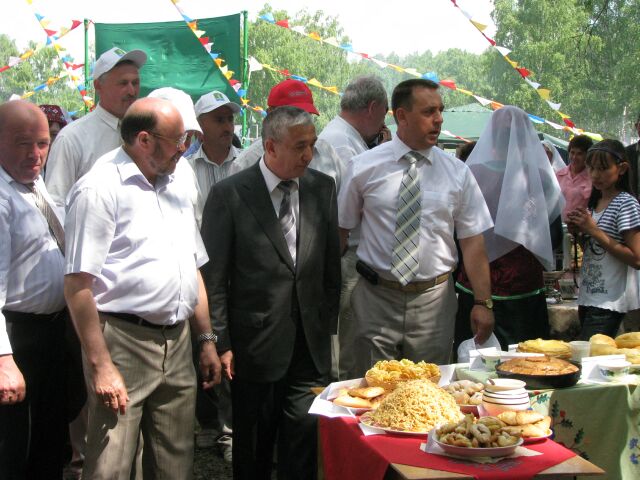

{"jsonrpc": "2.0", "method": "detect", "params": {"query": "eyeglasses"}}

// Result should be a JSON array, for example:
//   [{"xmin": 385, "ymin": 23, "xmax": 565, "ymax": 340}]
[{"xmin": 148, "ymin": 131, "xmax": 189, "ymax": 148}]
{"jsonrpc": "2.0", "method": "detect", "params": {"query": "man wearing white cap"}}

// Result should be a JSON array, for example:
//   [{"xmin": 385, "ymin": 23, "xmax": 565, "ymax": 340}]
[
  {"xmin": 45, "ymin": 47, "xmax": 147, "ymax": 207},
  {"xmin": 186, "ymin": 90, "xmax": 242, "ymax": 225}
]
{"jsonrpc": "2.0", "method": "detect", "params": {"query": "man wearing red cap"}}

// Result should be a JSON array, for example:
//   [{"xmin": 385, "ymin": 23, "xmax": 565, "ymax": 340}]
[{"xmin": 233, "ymin": 79, "xmax": 343, "ymax": 189}]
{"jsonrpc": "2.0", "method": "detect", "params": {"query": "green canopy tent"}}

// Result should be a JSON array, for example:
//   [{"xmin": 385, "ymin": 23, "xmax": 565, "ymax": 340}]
[{"xmin": 94, "ymin": 14, "xmax": 242, "ymax": 104}]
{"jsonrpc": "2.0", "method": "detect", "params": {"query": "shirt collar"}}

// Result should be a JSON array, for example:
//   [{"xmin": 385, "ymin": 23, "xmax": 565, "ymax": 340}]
[
  {"xmin": 259, "ymin": 157, "xmax": 299, "ymax": 194},
  {"xmin": 115, "ymin": 147, "xmax": 174, "ymax": 189},
  {"xmin": 391, "ymin": 136, "xmax": 433, "ymax": 165},
  {"xmin": 95, "ymin": 103, "xmax": 121, "ymax": 132},
  {"xmin": 0, "ymin": 166, "xmax": 42, "ymax": 192},
  {"xmin": 192, "ymin": 143, "xmax": 238, "ymax": 167}
]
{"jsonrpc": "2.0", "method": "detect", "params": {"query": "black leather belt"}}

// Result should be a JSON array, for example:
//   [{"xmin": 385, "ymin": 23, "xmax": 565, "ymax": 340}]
[
  {"xmin": 101, "ymin": 312, "xmax": 180, "ymax": 330},
  {"xmin": 3, "ymin": 309, "xmax": 66, "ymax": 323}
]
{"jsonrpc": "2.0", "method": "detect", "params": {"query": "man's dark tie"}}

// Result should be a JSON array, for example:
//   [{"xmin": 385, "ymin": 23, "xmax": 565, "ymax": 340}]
[
  {"xmin": 30, "ymin": 182, "xmax": 65, "ymax": 255},
  {"xmin": 277, "ymin": 180, "xmax": 297, "ymax": 264}
]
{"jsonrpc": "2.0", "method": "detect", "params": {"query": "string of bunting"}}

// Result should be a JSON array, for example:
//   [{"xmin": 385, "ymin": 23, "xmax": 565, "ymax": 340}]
[
  {"xmin": 249, "ymin": 56, "xmax": 340, "ymax": 96},
  {"xmin": 25, "ymin": 0, "xmax": 93, "ymax": 108},
  {"xmin": 0, "ymin": 18, "xmax": 82, "ymax": 74},
  {"xmin": 258, "ymin": 12, "xmax": 580, "ymax": 134},
  {"xmin": 169, "ymin": 0, "xmax": 248, "ymax": 107},
  {"xmin": 448, "ymin": 0, "xmax": 580, "ymax": 130}
]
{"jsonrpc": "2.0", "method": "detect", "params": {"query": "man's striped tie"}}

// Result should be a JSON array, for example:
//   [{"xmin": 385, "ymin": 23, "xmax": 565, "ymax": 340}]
[
  {"xmin": 390, "ymin": 151, "xmax": 423, "ymax": 285},
  {"xmin": 278, "ymin": 180, "xmax": 297, "ymax": 264},
  {"xmin": 30, "ymin": 182, "xmax": 65, "ymax": 255}
]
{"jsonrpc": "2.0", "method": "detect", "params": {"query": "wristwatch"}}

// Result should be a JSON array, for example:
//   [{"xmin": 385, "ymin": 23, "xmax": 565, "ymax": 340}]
[
  {"xmin": 197, "ymin": 332, "xmax": 218, "ymax": 345},
  {"xmin": 474, "ymin": 298, "xmax": 494, "ymax": 310}
]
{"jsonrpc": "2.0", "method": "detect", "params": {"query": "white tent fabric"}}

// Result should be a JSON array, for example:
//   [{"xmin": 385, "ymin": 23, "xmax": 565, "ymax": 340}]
[{"xmin": 466, "ymin": 106, "xmax": 565, "ymax": 271}]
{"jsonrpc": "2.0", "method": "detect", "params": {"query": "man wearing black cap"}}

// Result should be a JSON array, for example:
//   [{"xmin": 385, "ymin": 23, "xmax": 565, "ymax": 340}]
[{"xmin": 45, "ymin": 47, "xmax": 147, "ymax": 207}]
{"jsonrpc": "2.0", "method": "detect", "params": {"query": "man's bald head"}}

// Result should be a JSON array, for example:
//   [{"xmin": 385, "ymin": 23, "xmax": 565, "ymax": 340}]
[
  {"xmin": 0, "ymin": 100, "xmax": 50, "ymax": 184},
  {"xmin": 120, "ymin": 97, "xmax": 186, "ymax": 185}
]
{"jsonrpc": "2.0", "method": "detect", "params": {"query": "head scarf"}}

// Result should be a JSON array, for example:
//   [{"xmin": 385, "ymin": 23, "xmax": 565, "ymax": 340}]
[
  {"xmin": 39, "ymin": 104, "xmax": 67, "ymax": 127},
  {"xmin": 541, "ymin": 139, "xmax": 566, "ymax": 172},
  {"xmin": 466, "ymin": 106, "xmax": 565, "ymax": 270}
]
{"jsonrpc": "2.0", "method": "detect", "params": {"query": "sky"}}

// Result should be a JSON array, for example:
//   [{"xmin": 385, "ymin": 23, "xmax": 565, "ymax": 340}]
[{"xmin": 1, "ymin": 0, "xmax": 495, "ymax": 62}]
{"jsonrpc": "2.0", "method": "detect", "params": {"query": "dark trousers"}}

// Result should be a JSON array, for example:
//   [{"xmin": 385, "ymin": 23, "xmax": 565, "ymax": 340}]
[
  {"xmin": 578, "ymin": 305, "xmax": 625, "ymax": 340},
  {"xmin": 231, "ymin": 326, "xmax": 326, "ymax": 480},
  {"xmin": 0, "ymin": 310, "xmax": 68, "ymax": 480},
  {"xmin": 454, "ymin": 290, "xmax": 550, "ymax": 355}
]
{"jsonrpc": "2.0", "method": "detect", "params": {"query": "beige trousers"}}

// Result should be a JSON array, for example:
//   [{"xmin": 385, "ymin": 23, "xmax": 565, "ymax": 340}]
[
  {"xmin": 350, "ymin": 276, "xmax": 457, "ymax": 377},
  {"xmin": 82, "ymin": 315, "xmax": 196, "ymax": 480}
]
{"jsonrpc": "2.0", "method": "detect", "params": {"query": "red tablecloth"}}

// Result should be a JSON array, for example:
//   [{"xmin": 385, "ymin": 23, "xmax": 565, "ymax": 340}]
[{"xmin": 319, "ymin": 417, "xmax": 577, "ymax": 480}]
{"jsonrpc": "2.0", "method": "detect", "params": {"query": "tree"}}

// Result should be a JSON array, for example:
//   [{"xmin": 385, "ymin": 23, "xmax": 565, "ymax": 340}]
[{"xmin": 0, "ymin": 34, "xmax": 85, "ymax": 114}]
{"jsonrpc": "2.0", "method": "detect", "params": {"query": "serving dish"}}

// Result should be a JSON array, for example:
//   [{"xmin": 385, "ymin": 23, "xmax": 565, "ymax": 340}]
[
  {"xmin": 359, "ymin": 411, "xmax": 429, "ymax": 436},
  {"xmin": 496, "ymin": 360, "xmax": 582, "ymax": 389},
  {"xmin": 523, "ymin": 429, "xmax": 553, "ymax": 444},
  {"xmin": 433, "ymin": 432, "xmax": 523, "ymax": 458}
]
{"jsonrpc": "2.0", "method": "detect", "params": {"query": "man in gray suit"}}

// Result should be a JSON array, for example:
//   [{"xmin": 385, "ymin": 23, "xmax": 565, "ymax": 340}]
[{"xmin": 200, "ymin": 106, "xmax": 341, "ymax": 480}]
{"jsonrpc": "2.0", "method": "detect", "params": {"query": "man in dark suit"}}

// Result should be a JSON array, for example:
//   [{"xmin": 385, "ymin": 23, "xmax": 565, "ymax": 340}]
[
  {"xmin": 626, "ymin": 114, "xmax": 640, "ymax": 196},
  {"xmin": 200, "ymin": 106, "xmax": 341, "ymax": 480}
]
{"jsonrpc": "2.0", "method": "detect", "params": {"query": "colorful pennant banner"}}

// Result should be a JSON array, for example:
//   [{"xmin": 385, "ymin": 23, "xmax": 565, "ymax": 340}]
[
  {"xmin": 258, "ymin": 13, "xmax": 582, "ymax": 134},
  {"xmin": 448, "ymin": 0, "xmax": 583, "ymax": 131},
  {"xmin": 169, "ymin": 0, "xmax": 247, "ymax": 104}
]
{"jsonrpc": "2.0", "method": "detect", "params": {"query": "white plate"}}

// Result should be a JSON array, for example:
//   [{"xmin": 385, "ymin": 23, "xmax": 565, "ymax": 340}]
[
  {"xmin": 434, "ymin": 434, "xmax": 524, "ymax": 457},
  {"xmin": 359, "ymin": 412, "xmax": 429, "ymax": 436},
  {"xmin": 523, "ymin": 429, "xmax": 553, "ymax": 444}
]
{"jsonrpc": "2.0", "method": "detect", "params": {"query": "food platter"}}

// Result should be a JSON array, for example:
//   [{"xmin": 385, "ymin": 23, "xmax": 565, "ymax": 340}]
[
  {"xmin": 433, "ymin": 433, "xmax": 524, "ymax": 458},
  {"xmin": 523, "ymin": 429, "xmax": 553, "ymax": 444},
  {"xmin": 359, "ymin": 411, "xmax": 429, "ymax": 436},
  {"xmin": 496, "ymin": 359, "xmax": 582, "ymax": 389}
]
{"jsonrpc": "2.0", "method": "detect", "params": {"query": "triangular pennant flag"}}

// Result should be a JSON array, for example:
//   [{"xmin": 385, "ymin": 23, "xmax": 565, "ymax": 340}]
[
  {"xmin": 404, "ymin": 68, "xmax": 421, "ymax": 77},
  {"xmin": 422, "ymin": 72, "xmax": 439, "ymax": 83},
  {"xmin": 194, "ymin": 30, "xmax": 206, "ymax": 37},
  {"xmin": 202, "ymin": 43, "xmax": 213, "ymax": 53},
  {"xmin": 187, "ymin": 21, "xmax": 197, "ymax": 30},
  {"xmin": 473, "ymin": 95, "xmax": 492, "ymax": 106},
  {"xmin": 460, "ymin": 8, "xmax": 474, "ymax": 19},
  {"xmin": 182, "ymin": 13, "xmax": 193, "ymax": 23},
  {"xmin": 209, "ymin": 53, "xmax": 219, "ymax": 59},
  {"xmin": 546, "ymin": 100, "xmax": 561, "ymax": 111},
  {"xmin": 291, "ymin": 26, "xmax": 306, "ymax": 35},
  {"xmin": 358, "ymin": 52, "xmax": 370, "ymax": 59},
  {"xmin": 23, "ymin": 92, "xmax": 35, "ymax": 98},
  {"xmin": 516, "ymin": 67, "xmax": 531, "ymax": 78},
  {"xmin": 0, "ymin": 66, "xmax": 9, "ymax": 73},
  {"xmin": 483, "ymin": 33, "xmax": 496, "ymax": 46},
  {"xmin": 490, "ymin": 101, "xmax": 504, "ymax": 110},
  {"xmin": 545, "ymin": 120, "xmax": 564, "ymax": 130},
  {"xmin": 524, "ymin": 78, "xmax": 541, "ymax": 89},
  {"xmin": 40, "ymin": 19, "xmax": 51, "ymax": 28},
  {"xmin": 214, "ymin": 58, "xmax": 223, "ymax": 66},
  {"xmin": 71, "ymin": 20, "xmax": 81, "ymax": 29},
  {"xmin": 388, "ymin": 64, "xmax": 405, "ymax": 73},
  {"xmin": 44, "ymin": 29, "xmax": 57, "ymax": 36},
  {"xmin": 323, "ymin": 37, "xmax": 340, "ymax": 47},
  {"xmin": 248, "ymin": 57, "xmax": 263, "ymax": 72},
  {"xmin": 439, "ymin": 80, "xmax": 457, "ymax": 90},
  {"xmin": 536, "ymin": 88, "xmax": 551, "ymax": 100},
  {"xmin": 470, "ymin": 20, "xmax": 488, "ymax": 31},
  {"xmin": 199, "ymin": 37, "xmax": 210, "ymax": 45},
  {"xmin": 563, "ymin": 118, "xmax": 576, "ymax": 128},
  {"xmin": 290, "ymin": 74, "xmax": 307, "ymax": 82},
  {"xmin": 260, "ymin": 13, "xmax": 275, "ymax": 23},
  {"xmin": 324, "ymin": 86, "xmax": 339, "ymax": 94},
  {"xmin": 457, "ymin": 88, "xmax": 473, "ymax": 96},
  {"xmin": 308, "ymin": 32, "xmax": 321, "ymax": 41},
  {"xmin": 8, "ymin": 56, "xmax": 21, "ymax": 67},
  {"xmin": 35, "ymin": 13, "xmax": 44, "ymax": 21},
  {"xmin": 495, "ymin": 46, "xmax": 511, "ymax": 56},
  {"xmin": 59, "ymin": 27, "xmax": 69, "ymax": 36},
  {"xmin": 340, "ymin": 43, "xmax": 353, "ymax": 52},
  {"xmin": 278, "ymin": 69, "xmax": 291, "ymax": 76},
  {"xmin": 528, "ymin": 114, "xmax": 545, "ymax": 124},
  {"xmin": 275, "ymin": 19, "xmax": 290, "ymax": 28},
  {"xmin": 370, "ymin": 58, "xmax": 388, "ymax": 69},
  {"xmin": 307, "ymin": 78, "xmax": 323, "ymax": 88},
  {"xmin": 505, "ymin": 57, "xmax": 518, "ymax": 68},
  {"xmin": 33, "ymin": 84, "xmax": 47, "ymax": 92}
]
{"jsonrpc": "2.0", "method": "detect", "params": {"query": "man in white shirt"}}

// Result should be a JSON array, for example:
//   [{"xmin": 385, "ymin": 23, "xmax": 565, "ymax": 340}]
[
  {"xmin": 233, "ymin": 79, "xmax": 343, "ymax": 189},
  {"xmin": 318, "ymin": 75, "xmax": 390, "ymax": 380},
  {"xmin": 338, "ymin": 79, "xmax": 495, "ymax": 375},
  {"xmin": 63, "ymin": 98, "xmax": 221, "ymax": 479},
  {"xmin": 186, "ymin": 90, "xmax": 242, "ymax": 225},
  {"xmin": 45, "ymin": 47, "xmax": 147, "ymax": 207},
  {"xmin": 0, "ymin": 100, "xmax": 68, "ymax": 479}
]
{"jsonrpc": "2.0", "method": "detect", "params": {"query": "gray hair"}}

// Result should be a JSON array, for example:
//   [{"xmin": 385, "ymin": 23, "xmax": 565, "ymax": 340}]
[
  {"xmin": 340, "ymin": 75, "xmax": 387, "ymax": 111},
  {"xmin": 262, "ymin": 106, "xmax": 313, "ymax": 147}
]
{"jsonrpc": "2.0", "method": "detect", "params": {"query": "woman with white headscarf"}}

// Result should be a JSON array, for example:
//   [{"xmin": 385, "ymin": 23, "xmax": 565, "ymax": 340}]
[
  {"xmin": 542, "ymin": 139, "xmax": 566, "ymax": 172},
  {"xmin": 454, "ymin": 106, "xmax": 565, "ymax": 350}
]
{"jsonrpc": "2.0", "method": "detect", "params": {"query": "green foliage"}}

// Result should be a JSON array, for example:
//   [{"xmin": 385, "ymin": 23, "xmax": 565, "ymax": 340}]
[{"xmin": 0, "ymin": 34, "xmax": 85, "ymax": 114}]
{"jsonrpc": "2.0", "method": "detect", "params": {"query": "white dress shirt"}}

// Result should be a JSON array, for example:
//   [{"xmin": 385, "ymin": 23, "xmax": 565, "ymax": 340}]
[
  {"xmin": 45, "ymin": 104, "xmax": 121, "ymax": 207},
  {"xmin": 258, "ymin": 157, "xmax": 300, "ymax": 220},
  {"xmin": 0, "ymin": 168, "xmax": 66, "ymax": 355},
  {"xmin": 338, "ymin": 136, "xmax": 493, "ymax": 279},
  {"xmin": 234, "ymin": 137, "xmax": 343, "ymax": 191},
  {"xmin": 64, "ymin": 148, "xmax": 208, "ymax": 325},
  {"xmin": 185, "ymin": 143, "xmax": 239, "ymax": 225}
]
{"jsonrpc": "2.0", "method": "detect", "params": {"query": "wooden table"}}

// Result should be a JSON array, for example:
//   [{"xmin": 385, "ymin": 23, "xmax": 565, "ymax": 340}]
[{"xmin": 387, "ymin": 455, "xmax": 604, "ymax": 479}]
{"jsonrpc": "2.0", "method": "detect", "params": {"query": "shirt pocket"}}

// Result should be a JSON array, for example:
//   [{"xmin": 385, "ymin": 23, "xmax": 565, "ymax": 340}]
[{"xmin": 420, "ymin": 191, "xmax": 456, "ymax": 233}]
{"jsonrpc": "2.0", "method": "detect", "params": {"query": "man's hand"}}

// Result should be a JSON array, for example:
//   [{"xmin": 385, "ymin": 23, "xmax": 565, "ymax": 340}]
[
  {"xmin": 0, "ymin": 355, "xmax": 26, "ymax": 405},
  {"xmin": 219, "ymin": 350, "xmax": 234, "ymax": 381},
  {"xmin": 470, "ymin": 305, "xmax": 495, "ymax": 345},
  {"xmin": 94, "ymin": 362, "xmax": 129, "ymax": 415},
  {"xmin": 199, "ymin": 342, "xmax": 222, "ymax": 389},
  {"xmin": 378, "ymin": 125, "xmax": 392, "ymax": 144}
]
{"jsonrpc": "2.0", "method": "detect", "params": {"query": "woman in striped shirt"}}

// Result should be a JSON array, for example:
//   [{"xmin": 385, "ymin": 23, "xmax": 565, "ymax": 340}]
[{"xmin": 567, "ymin": 139, "xmax": 640, "ymax": 339}]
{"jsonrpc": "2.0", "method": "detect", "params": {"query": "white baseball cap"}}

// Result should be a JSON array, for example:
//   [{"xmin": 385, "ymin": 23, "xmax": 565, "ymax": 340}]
[
  {"xmin": 93, "ymin": 47, "xmax": 147, "ymax": 80},
  {"xmin": 148, "ymin": 87, "xmax": 202, "ymax": 134},
  {"xmin": 194, "ymin": 90, "xmax": 241, "ymax": 117}
]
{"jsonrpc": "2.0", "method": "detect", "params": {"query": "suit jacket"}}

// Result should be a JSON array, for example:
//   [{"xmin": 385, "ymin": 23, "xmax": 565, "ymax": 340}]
[
  {"xmin": 200, "ymin": 162, "xmax": 341, "ymax": 383},
  {"xmin": 626, "ymin": 142, "xmax": 639, "ymax": 197}
]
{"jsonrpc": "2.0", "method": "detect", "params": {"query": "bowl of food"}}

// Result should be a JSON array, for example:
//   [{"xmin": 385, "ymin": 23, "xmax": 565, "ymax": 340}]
[
  {"xmin": 484, "ymin": 379, "xmax": 526, "ymax": 393},
  {"xmin": 496, "ymin": 356, "xmax": 581, "ymax": 389},
  {"xmin": 598, "ymin": 360, "xmax": 631, "ymax": 380}
]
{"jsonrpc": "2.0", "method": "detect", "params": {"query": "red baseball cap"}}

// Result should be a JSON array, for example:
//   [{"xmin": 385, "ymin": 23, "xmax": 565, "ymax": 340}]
[{"xmin": 267, "ymin": 79, "xmax": 319, "ymax": 115}]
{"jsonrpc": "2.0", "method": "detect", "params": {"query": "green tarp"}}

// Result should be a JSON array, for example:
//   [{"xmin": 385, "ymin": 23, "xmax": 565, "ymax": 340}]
[{"xmin": 95, "ymin": 14, "xmax": 241, "ymax": 103}]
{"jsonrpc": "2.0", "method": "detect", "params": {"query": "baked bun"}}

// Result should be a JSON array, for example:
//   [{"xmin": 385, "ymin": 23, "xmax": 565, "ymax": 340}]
[
  {"xmin": 518, "ymin": 339, "xmax": 571, "ymax": 359},
  {"xmin": 333, "ymin": 395, "xmax": 372, "ymax": 409},
  {"xmin": 590, "ymin": 344, "xmax": 618, "ymax": 357},
  {"xmin": 615, "ymin": 332, "xmax": 640, "ymax": 349},
  {"xmin": 349, "ymin": 386, "xmax": 385, "ymax": 399},
  {"xmin": 590, "ymin": 334, "xmax": 617, "ymax": 348},
  {"xmin": 617, "ymin": 348, "xmax": 640, "ymax": 364},
  {"xmin": 497, "ymin": 410, "xmax": 544, "ymax": 426},
  {"xmin": 502, "ymin": 423, "xmax": 548, "ymax": 438}
]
